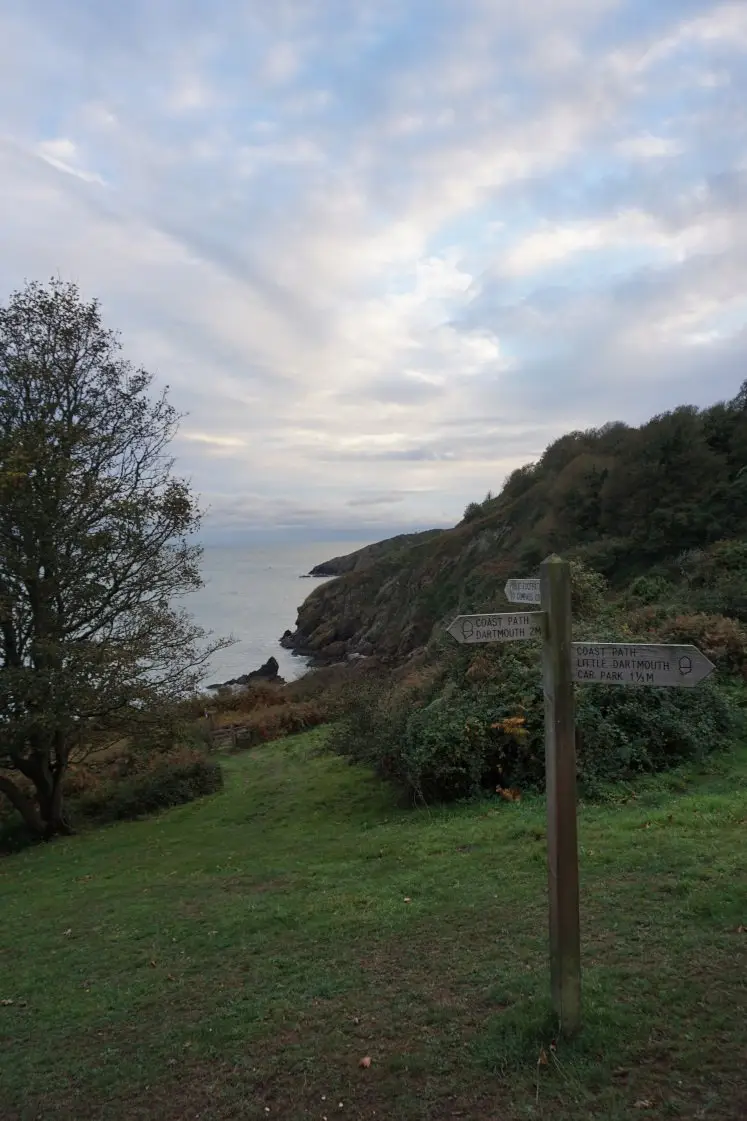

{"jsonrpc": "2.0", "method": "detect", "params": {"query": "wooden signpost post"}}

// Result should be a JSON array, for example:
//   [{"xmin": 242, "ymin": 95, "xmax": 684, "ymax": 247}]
[
  {"xmin": 449, "ymin": 554, "xmax": 716, "ymax": 1039},
  {"xmin": 539, "ymin": 556, "xmax": 580, "ymax": 1037}
]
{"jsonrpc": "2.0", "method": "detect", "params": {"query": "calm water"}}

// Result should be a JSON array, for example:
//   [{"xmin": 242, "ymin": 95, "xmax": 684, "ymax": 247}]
[{"xmin": 182, "ymin": 542, "xmax": 371, "ymax": 686}]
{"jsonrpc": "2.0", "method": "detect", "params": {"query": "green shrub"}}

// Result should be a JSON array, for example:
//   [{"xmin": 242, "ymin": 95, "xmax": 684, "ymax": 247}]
[
  {"xmin": 330, "ymin": 676, "xmax": 542, "ymax": 805},
  {"xmin": 330, "ymin": 645, "xmax": 541, "ymax": 802},
  {"xmin": 575, "ymin": 680, "xmax": 738, "ymax": 790},
  {"xmin": 398, "ymin": 693, "xmax": 543, "ymax": 803},
  {"xmin": 2, "ymin": 748, "xmax": 224, "ymax": 849},
  {"xmin": 625, "ymin": 574, "xmax": 677, "ymax": 607},
  {"xmin": 515, "ymin": 537, "xmax": 545, "ymax": 569},
  {"xmin": 462, "ymin": 501, "xmax": 484, "ymax": 524},
  {"xmin": 678, "ymin": 540, "xmax": 747, "ymax": 621},
  {"xmin": 571, "ymin": 537, "xmax": 636, "ymax": 580},
  {"xmin": 569, "ymin": 559, "xmax": 607, "ymax": 619},
  {"xmin": 461, "ymin": 491, "xmax": 496, "ymax": 525},
  {"xmin": 73, "ymin": 751, "xmax": 223, "ymax": 823},
  {"xmin": 330, "ymin": 642, "xmax": 742, "ymax": 803},
  {"xmin": 326, "ymin": 672, "xmax": 418, "ymax": 779},
  {"xmin": 0, "ymin": 815, "xmax": 39, "ymax": 854}
]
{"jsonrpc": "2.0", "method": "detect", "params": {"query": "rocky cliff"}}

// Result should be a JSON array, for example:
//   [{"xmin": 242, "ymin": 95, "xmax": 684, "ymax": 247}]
[{"xmin": 281, "ymin": 519, "xmax": 523, "ymax": 664}]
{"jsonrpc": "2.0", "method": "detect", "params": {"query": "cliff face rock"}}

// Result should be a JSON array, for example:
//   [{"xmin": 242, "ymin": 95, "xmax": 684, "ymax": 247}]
[{"xmin": 282, "ymin": 521, "xmax": 519, "ymax": 664}]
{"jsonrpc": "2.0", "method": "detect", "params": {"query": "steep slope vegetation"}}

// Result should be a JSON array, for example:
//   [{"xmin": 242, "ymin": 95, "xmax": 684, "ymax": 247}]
[
  {"xmin": 282, "ymin": 384, "xmax": 747, "ymax": 664},
  {"xmin": 306, "ymin": 529, "xmax": 443, "ymax": 576}
]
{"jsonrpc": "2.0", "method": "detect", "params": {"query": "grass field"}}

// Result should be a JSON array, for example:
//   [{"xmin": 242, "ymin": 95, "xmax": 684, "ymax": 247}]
[{"xmin": 1, "ymin": 730, "xmax": 746, "ymax": 1121}]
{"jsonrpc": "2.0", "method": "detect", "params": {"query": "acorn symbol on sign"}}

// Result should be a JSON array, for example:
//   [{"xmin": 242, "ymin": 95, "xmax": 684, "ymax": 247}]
[
  {"xmin": 461, "ymin": 619, "xmax": 474, "ymax": 639},
  {"xmin": 678, "ymin": 656, "xmax": 692, "ymax": 676}
]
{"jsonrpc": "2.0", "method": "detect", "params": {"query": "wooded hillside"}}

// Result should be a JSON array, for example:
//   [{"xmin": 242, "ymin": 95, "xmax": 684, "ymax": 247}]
[{"xmin": 282, "ymin": 382, "xmax": 747, "ymax": 664}]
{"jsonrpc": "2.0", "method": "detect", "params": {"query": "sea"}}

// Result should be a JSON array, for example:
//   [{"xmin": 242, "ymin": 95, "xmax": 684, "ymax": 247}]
[{"xmin": 181, "ymin": 541, "xmax": 372, "ymax": 687}]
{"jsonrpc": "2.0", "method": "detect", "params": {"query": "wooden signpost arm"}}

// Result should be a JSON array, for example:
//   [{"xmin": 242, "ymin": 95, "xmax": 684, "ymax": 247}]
[{"xmin": 540, "ymin": 554, "xmax": 581, "ymax": 1038}]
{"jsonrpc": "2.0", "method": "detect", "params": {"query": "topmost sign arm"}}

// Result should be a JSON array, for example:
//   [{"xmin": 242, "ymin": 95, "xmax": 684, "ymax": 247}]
[{"xmin": 505, "ymin": 578, "xmax": 541, "ymax": 604}]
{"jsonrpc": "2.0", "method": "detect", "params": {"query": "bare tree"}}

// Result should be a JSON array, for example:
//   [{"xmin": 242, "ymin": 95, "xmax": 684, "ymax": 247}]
[{"xmin": 0, "ymin": 279, "xmax": 232, "ymax": 838}]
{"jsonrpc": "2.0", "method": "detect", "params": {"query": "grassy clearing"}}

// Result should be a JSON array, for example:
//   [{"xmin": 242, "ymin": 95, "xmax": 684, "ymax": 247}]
[{"xmin": 1, "ymin": 730, "xmax": 746, "ymax": 1121}]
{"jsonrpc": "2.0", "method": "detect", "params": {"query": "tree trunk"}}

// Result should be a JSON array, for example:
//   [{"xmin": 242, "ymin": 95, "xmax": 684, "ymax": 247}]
[
  {"xmin": 0, "ymin": 766, "xmax": 73, "ymax": 839},
  {"xmin": 38, "ymin": 769, "xmax": 74, "ymax": 838},
  {"xmin": 0, "ymin": 774, "xmax": 46, "ymax": 837}
]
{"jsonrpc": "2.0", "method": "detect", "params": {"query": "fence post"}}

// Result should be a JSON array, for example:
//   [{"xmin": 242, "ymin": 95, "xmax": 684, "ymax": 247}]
[
  {"xmin": 540, "ymin": 554, "xmax": 581, "ymax": 1037},
  {"xmin": 204, "ymin": 709, "xmax": 216, "ymax": 752}
]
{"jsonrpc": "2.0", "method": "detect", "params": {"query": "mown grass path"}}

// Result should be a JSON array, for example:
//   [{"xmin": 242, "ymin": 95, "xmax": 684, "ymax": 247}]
[{"xmin": 1, "ymin": 730, "xmax": 746, "ymax": 1120}]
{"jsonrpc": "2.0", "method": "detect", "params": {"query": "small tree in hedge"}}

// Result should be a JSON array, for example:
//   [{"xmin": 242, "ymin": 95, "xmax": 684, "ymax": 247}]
[{"xmin": 0, "ymin": 279, "xmax": 231, "ymax": 838}]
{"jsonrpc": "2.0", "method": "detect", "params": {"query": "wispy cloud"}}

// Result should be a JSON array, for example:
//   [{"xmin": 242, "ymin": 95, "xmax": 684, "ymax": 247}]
[{"xmin": 0, "ymin": 0, "xmax": 745, "ymax": 538}]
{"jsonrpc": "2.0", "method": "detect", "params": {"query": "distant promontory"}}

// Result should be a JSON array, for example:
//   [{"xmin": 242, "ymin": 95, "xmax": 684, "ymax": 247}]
[{"xmin": 305, "ymin": 530, "xmax": 444, "ymax": 577}]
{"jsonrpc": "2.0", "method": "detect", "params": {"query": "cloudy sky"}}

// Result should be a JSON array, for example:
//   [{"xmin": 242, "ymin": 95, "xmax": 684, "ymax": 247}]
[{"xmin": 1, "ymin": 1, "xmax": 746, "ymax": 542}]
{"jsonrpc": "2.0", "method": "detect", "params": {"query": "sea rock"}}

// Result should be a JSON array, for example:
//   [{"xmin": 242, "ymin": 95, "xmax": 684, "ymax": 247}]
[
  {"xmin": 252, "ymin": 656, "xmax": 281, "ymax": 680},
  {"xmin": 207, "ymin": 656, "xmax": 284, "ymax": 691}
]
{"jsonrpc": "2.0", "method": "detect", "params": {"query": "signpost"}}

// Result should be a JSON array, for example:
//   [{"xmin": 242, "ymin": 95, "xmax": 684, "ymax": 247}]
[
  {"xmin": 504, "ymin": 578, "xmax": 541, "ymax": 604},
  {"xmin": 446, "ymin": 612, "xmax": 544, "ymax": 644},
  {"xmin": 446, "ymin": 554, "xmax": 717, "ymax": 1040}
]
